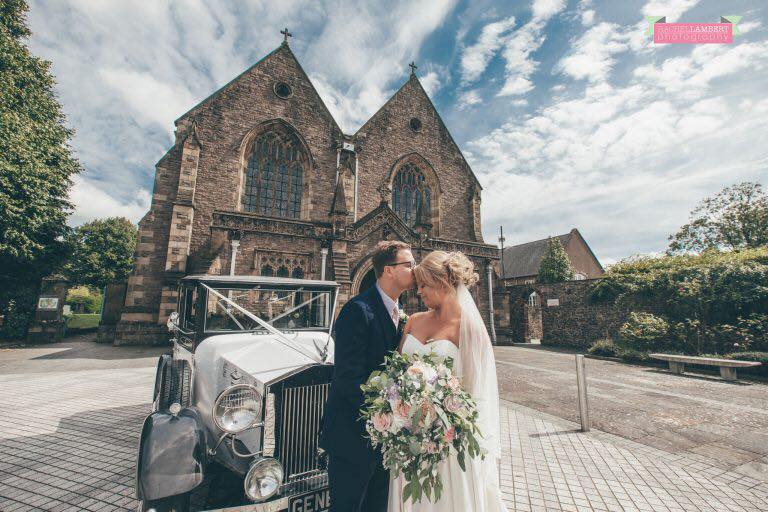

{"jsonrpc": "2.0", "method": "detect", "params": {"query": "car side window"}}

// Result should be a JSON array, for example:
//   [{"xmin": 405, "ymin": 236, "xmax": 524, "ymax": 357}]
[{"xmin": 182, "ymin": 287, "xmax": 197, "ymax": 331}]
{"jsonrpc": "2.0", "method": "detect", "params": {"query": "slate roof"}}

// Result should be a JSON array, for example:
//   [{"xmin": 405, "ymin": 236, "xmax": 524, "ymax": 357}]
[{"xmin": 500, "ymin": 231, "xmax": 574, "ymax": 279}]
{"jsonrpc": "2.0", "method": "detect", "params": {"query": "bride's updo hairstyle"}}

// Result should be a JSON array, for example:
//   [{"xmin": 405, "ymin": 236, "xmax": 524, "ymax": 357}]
[{"xmin": 414, "ymin": 250, "xmax": 479, "ymax": 291}]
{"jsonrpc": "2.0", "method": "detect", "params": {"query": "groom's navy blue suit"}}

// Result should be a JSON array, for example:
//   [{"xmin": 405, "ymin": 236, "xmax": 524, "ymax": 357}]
[{"xmin": 320, "ymin": 285, "xmax": 400, "ymax": 512}]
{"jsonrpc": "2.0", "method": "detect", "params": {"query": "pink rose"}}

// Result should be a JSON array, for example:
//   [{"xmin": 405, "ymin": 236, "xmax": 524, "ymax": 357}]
[
  {"xmin": 444, "ymin": 426, "xmax": 456, "ymax": 443},
  {"xmin": 371, "ymin": 412, "xmax": 393, "ymax": 433},
  {"xmin": 447, "ymin": 376, "xmax": 460, "ymax": 391},
  {"xmin": 393, "ymin": 399, "xmax": 411, "ymax": 420},
  {"xmin": 443, "ymin": 395, "xmax": 462, "ymax": 413},
  {"xmin": 407, "ymin": 363, "xmax": 425, "ymax": 378},
  {"xmin": 422, "ymin": 441, "xmax": 439, "ymax": 454},
  {"xmin": 419, "ymin": 400, "xmax": 437, "ymax": 425}
]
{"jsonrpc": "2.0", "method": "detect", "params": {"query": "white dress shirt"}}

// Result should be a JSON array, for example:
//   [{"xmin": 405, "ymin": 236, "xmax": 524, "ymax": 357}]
[{"xmin": 375, "ymin": 282, "xmax": 400, "ymax": 327}]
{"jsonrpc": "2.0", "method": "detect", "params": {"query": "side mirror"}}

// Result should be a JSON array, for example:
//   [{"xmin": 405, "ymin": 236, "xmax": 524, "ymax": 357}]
[{"xmin": 167, "ymin": 311, "xmax": 180, "ymax": 332}]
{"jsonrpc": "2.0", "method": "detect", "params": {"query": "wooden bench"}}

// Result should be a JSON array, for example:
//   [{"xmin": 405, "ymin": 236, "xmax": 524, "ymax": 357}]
[{"xmin": 650, "ymin": 353, "xmax": 762, "ymax": 381}]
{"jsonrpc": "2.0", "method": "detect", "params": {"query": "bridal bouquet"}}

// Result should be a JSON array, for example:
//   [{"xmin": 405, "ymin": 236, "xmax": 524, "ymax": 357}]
[{"xmin": 360, "ymin": 351, "xmax": 484, "ymax": 503}]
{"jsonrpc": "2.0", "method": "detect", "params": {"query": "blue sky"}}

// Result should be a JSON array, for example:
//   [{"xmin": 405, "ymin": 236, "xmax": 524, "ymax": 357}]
[{"xmin": 26, "ymin": 0, "xmax": 768, "ymax": 264}]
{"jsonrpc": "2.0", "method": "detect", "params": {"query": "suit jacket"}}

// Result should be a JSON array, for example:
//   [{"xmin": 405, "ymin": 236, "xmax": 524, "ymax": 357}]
[{"xmin": 319, "ymin": 285, "xmax": 400, "ymax": 464}]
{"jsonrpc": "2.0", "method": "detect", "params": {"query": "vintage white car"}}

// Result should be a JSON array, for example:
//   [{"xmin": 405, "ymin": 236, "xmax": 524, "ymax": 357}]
[{"xmin": 136, "ymin": 275, "xmax": 338, "ymax": 512}]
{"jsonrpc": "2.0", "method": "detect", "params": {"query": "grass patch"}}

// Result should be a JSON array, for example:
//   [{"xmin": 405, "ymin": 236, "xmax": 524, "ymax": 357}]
[{"xmin": 67, "ymin": 314, "xmax": 100, "ymax": 330}]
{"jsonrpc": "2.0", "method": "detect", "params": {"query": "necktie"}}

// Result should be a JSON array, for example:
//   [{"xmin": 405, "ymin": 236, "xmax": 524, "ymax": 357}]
[{"xmin": 391, "ymin": 305, "xmax": 400, "ymax": 326}]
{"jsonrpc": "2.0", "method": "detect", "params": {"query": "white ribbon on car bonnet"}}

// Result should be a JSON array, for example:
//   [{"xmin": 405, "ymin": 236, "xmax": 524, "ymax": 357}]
[{"xmin": 201, "ymin": 283, "xmax": 327, "ymax": 364}]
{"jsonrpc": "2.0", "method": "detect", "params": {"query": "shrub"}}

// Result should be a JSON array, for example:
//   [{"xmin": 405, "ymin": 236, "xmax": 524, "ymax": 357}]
[
  {"xmin": 725, "ymin": 351, "xmax": 768, "ymax": 364},
  {"xmin": 65, "ymin": 286, "xmax": 102, "ymax": 314},
  {"xmin": 619, "ymin": 312, "xmax": 671, "ymax": 352},
  {"xmin": 588, "ymin": 339, "xmax": 620, "ymax": 357},
  {"xmin": 725, "ymin": 351, "xmax": 768, "ymax": 378},
  {"xmin": 0, "ymin": 286, "xmax": 37, "ymax": 340},
  {"xmin": 619, "ymin": 349, "xmax": 650, "ymax": 364}
]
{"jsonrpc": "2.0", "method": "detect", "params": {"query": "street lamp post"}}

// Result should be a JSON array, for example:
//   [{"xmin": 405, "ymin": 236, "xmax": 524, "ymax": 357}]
[{"xmin": 499, "ymin": 226, "xmax": 506, "ymax": 282}]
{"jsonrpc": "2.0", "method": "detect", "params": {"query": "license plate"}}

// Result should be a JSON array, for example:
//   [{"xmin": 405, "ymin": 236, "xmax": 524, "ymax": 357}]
[{"xmin": 288, "ymin": 488, "xmax": 331, "ymax": 512}]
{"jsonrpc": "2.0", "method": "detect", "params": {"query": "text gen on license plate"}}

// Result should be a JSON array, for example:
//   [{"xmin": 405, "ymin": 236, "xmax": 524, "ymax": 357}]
[{"xmin": 288, "ymin": 488, "xmax": 330, "ymax": 512}]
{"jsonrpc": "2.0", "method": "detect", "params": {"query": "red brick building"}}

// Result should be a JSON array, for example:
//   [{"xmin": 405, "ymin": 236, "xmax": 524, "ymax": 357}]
[
  {"xmin": 113, "ymin": 38, "xmax": 499, "ymax": 345},
  {"xmin": 499, "ymin": 228, "xmax": 604, "ymax": 286}
]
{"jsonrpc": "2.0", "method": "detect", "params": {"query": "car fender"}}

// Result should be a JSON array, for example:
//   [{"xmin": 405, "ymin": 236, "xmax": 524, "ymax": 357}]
[{"xmin": 136, "ymin": 407, "xmax": 206, "ymax": 501}]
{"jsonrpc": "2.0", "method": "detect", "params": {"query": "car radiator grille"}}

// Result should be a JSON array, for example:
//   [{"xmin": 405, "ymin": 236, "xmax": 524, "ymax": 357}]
[{"xmin": 278, "ymin": 382, "xmax": 330, "ymax": 481}]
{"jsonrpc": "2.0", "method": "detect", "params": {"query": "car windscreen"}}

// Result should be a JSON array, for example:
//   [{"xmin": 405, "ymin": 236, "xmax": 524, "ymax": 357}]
[{"xmin": 204, "ymin": 286, "xmax": 333, "ymax": 333}]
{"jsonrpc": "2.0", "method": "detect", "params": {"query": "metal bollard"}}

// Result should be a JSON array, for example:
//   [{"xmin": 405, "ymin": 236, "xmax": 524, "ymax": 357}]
[{"xmin": 575, "ymin": 354, "xmax": 590, "ymax": 432}]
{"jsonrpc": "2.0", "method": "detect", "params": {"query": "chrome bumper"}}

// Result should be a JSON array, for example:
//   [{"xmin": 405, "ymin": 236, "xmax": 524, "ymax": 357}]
[{"xmin": 202, "ymin": 474, "xmax": 329, "ymax": 512}]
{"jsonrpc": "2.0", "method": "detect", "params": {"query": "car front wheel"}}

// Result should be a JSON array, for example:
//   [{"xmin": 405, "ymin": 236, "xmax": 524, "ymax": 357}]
[{"xmin": 140, "ymin": 493, "xmax": 190, "ymax": 512}]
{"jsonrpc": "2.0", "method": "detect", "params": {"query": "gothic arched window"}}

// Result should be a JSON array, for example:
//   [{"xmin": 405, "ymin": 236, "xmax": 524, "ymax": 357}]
[
  {"xmin": 392, "ymin": 163, "xmax": 431, "ymax": 227},
  {"xmin": 277, "ymin": 266, "xmax": 290, "ymax": 278},
  {"xmin": 291, "ymin": 268, "xmax": 304, "ymax": 279},
  {"xmin": 261, "ymin": 265, "xmax": 274, "ymax": 277},
  {"xmin": 242, "ymin": 127, "xmax": 306, "ymax": 218}
]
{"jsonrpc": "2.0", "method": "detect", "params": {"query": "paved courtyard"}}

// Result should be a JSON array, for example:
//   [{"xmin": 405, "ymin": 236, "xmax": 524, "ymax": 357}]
[
  {"xmin": 0, "ymin": 339, "xmax": 767, "ymax": 511},
  {"xmin": 494, "ymin": 346, "xmax": 768, "ymax": 483}
]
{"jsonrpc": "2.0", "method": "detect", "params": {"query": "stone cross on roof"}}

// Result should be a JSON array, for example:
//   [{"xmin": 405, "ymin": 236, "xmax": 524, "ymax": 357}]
[
  {"xmin": 409, "ymin": 61, "xmax": 418, "ymax": 76},
  {"xmin": 281, "ymin": 28, "xmax": 292, "ymax": 44}
]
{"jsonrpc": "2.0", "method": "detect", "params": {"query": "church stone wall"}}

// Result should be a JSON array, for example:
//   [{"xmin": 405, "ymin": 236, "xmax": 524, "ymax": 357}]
[
  {"xmin": 356, "ymin": 76, "xmax": 483, "ymax": 243},
  {"xmin": 115, "ymin": 41, "xmax": 498, "ymax": 345}
]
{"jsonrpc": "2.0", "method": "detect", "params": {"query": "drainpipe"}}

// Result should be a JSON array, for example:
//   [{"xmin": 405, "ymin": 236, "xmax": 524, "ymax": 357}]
[
  {"xmin": 354, "ymin": 152, "xmax": 359, "ymax": 222},
  {"xmin": 320, "ymin": 247, "xmax": 328, "ymax": 281},
  {"xmin": 487, "ymin": 262, "xmax": 497, "ymax": 344},
  {"xmin": 229, "ymin": 239, "xmax": 240, "ymax": 276}
]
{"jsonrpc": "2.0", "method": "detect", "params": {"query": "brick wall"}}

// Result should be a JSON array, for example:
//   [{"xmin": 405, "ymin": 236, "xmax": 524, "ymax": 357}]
[{"xmin": 501, "ymin": 280, "xmax": 631, "ymax": 349}]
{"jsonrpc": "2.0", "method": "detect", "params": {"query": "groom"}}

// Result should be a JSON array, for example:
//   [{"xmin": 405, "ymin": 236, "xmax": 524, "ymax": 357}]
[{"xmin": 320, "ymin": 240, "xmax": 415, "ymax": 512}]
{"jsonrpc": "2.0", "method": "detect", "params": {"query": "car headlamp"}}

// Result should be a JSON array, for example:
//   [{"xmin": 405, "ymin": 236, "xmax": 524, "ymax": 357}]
[
  {"xmin": 244, "ymin": 457, "xmax": 283, "ymax": 502},
  {"xmin": 213, "ymin": 384, "xmax": 262, "ymax": 434}
]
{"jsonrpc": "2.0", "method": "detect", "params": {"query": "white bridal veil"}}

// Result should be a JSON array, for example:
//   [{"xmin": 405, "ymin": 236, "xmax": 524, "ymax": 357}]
[{"xmin": 456, "ymin": 283, "xmax": 501, "ymax": 464}]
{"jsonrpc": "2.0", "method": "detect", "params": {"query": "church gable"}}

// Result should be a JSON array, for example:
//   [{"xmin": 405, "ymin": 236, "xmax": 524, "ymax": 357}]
[
  {"xmin": 355, "ymin": 73, "xmax": 484, "ymax": 242},
  {"xmin": 175, "ymin": 43, "xmax": 341, "ymax": 135}
]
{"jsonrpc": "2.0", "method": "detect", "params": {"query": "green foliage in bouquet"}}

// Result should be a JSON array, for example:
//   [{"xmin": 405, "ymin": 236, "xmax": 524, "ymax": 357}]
[{"xmin": 360, "ymin": 351, "xmax": 485, "ymax": 503}]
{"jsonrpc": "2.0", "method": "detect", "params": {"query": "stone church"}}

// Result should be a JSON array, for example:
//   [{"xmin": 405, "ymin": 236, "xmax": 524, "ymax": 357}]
[{"xmin": 113, "ymin": 34, "xmax": 499, "ymax": 345}]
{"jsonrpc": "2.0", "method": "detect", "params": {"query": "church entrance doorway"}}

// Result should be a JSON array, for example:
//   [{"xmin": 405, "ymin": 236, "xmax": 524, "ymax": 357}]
[{"xmin": 359, "ymin": 269, "xmax": 377, "ymax": 294}]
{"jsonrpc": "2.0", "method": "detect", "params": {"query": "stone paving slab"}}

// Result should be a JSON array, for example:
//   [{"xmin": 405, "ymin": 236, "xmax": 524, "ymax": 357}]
[
  {"xmin": 495, "ymin": 345, "xmax": 768, "ymax": 483},
  {"xmin": 499, "ymin": 401, "xmax": 768, "ymax": 512},
  {"xmin": 1, "ymin": 341, "xmax": 767, "ymax": 511}
]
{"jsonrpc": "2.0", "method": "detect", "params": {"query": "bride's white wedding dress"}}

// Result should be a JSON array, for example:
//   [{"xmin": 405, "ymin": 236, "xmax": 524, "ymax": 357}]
[{"xmin": 387, "ymin": 332, "xmax": 507, "ymax": 512}]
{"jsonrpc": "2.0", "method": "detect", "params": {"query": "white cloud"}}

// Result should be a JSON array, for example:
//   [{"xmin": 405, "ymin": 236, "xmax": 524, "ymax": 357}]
[
  {"xmin": 640, "ymin": 0, "xmax": 700, "ymax": 22},
  {"xmin": 306, "ymin": 0, "xmax": 458, "ymax": 131},
  {"xmin": 473, "ymin": 39, "xmax": 768, "ymax": 260},
  {"xmin": 419, "ymin": 70, "xmax": 443, "ymax": 97},
  {"xmin": 556, "ymin": 23, "xmax": 630, "ymax": 83},
  {"xmin": 497, "ymin": 0, "xmax": 566, "ymax": 97},
  {"xmin": 557, "ymin": 0, "xmax": 704, "ymax": 84},
  {"xmin": 458, "ymin": 89, "xmax": 482, "ymax": 109},
  {"xmin": 581, "ymin": 10, "xmax": 595, "ymax": 25},
  {"xmin": 69, "ymin": 177, "xmax": 150, "ymax": 226},
  {"xmin": 532, "ymin": 0, "xmax": 567, "ymax": 20},
  {"xmin": 460, "ymin": 16, "xmax": 516, "ymax": 85},
  {"xmin": 99, "ymin": 69, "xmax": 196, "ymax": 134},
  {"xmin": 739, "ymin": 21, "xmax": 762, "ymax": 33}
]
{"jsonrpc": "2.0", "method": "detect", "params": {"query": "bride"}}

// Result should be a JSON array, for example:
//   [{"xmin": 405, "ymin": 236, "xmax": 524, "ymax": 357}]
[{"xmin": 388, "ymin": 251, "xmax": 507, "ymax": 512}]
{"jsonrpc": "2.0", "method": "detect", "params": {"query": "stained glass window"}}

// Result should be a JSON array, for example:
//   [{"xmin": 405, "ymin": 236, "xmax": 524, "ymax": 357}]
[
  {"xmin": 243, "ymin": 128, "xmax": 305, "ymax": 218},
  {"xmin": 392, "ymin": 163, "xmax": 432, "ymax": 227}
]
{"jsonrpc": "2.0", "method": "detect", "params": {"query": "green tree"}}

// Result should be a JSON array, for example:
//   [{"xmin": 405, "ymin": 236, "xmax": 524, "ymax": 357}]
[
  {"xmin": 668, "ymin": 182, "xmax": 768, "ymax": 254},
  {"xmin": 66, "ymin": 217, "xmax": 137, "ymax": 288},
  {"xmin": 537, "ymin": 237, "xmax": 574, "ymax": 283},
  {"xmin": 65, "ymin": 285, "xmax": 102, "ymax": 314},
  {"xmin": 0, "ymin": 0, "xmax": 81, "ymax": 338}
]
